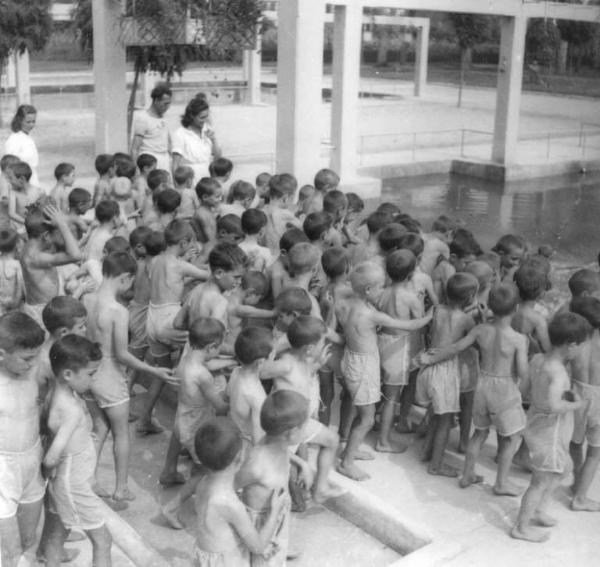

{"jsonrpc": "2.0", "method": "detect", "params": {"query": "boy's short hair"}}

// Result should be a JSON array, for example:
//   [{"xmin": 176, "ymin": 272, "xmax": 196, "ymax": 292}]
[
  {"xmin": 0, "ymin": 228, "xmax": 19, "ymax": 254},
  {"xmin": 386, "ymin": 249, "xmax": 416, "ymax": 283},
  {"xmin": 102, "ymin": 251, "xmax": 136, "ymax": 278},
  {"xmin": 241, "ymin": 208, "xmax": 267, "ymax": 236},
  {"xmin": 487, "ymin": 283, "xmax": 520, "ymax": 316},
  {"xmin": 378, "ymin": 223, "xmax": 407, "ymax": 253},
  {"xmin": 492, "ymin": 234, "xmax": 526, "ymax": 256},
  {"xmin": 0, "ymin": 312, "xmax": 45, "ymax": 352},
  {"xmin": 235, "ymin": 326, "xmax": 273, "ymax": 364},
  {"xmin": 194, "ymin": 417, "xmax": 242, "ymax": 472},
  {"xmin": 349, "ymin": 262, "xmax": 385, "ymax": 295},
  {"xmin": 195, "ymin": 177, "xmax": 222, "ymax": 200},
  {"xmin": 241, "ymin": 271, "xmax": 269, "ymax": 298},
  {"xmin": 260, "ymin": 390, "xmax": 309, "ymax": 437},
  {"xmin": 446, "ymin": 273, "xmax": 479, "ymax": 307},
  {"xmin": 208, "ymin": 243, "xmax": 246, "ymax": 273},
  {"xmin": 95, "ymin": 200, "xmax": 120, "ymax": 223},
  {"xmin": 188, "ymin": 317, "xmax": 226, "ymax": 349},
  {"xmin": 303, "ymin": 212, "xmax": 333, "ymax": 241},
  {"xmin": 145, "ymin": 230, "xmax": 167, "ymax": 255},
  {"xmin": 136, "ymin": 153, "xmax": 157, "ymax": 172},
  {"xmin": 538, "ymin": 244, "xmax": 554, "ymax": 259},
  {"xmin": 570, "ymin": 296, "xmax": 600, "ymax": 330},
  {"xmin": 49, "ymin": 334, "xmax": 102, "ymax": 377},
  {"xmin": 68, "ymin": 187, "xmax": 91, "ymax": 210},
  {"xmin": 568, "ymin": 269, "xmax": 600, "ymax": 297},
  {"xmin": 104, "ymin": 236, "xmax": 130, "ymax": 255},
  {"xmin": 269, "ymin": 174, "xmax": 297, "ymax": 200},
  {"xmin": 313, "ymin": 168, "xmax": 340, "ymax": 192},
  {"xmin": 323, "ymin": 190, "xmax": 347, "ymax": 218},
  {"xmin": 217, "ymin": 214, "xmax": 244, "ymax": 240},
  {"xmin": 255, "ymin": 172, "xmax": 271, "ymax": 187},
  {"xmin": 298, "ymin": 185, "xmax": 315, "ymax": 202},
  {"xmin": 366, "ymin": 211, "xmax": 392, "ymax": 235},
  {"xmin": 209, "ymin": 158, "xmax": 234, "ymax": 178},
  {"xmin": 10, "ymin": 161, "xmax": 32, "ymax": 181},
  {"xmin": 228, "ymin": 180, "xmax": 255, "ymax": 203},
  {"xmin": 54, "ymin": 162, "xmax": 75, "ymax": 181},
  {"xmin": 346, "ymin": 192, "xmax": 364, "ymax": 213},
  {"xmin": 279, "ymin": 227, "xmax": 309, "ymax": 253},
  {"xmin": 548, "ymin": 312, "xmax": 592, "ymax": 347},
  {"xmin": 321, "ymin": 247, "xmax": 350, "ymax": 279},
  {"xmin": 450, "ymin": 228, "xmax": 483, "ymax": 259},
  {"xmin": 173, "ymin": 165, "xmax": 194, "ymax": 186},
  {"xmin": 147, "ymin": 169, "xmax": 170, "ymax": 192},
  {"xmin": 431, "ymin": 215, "xmax": 456, "ymax": 234},
  {"xmin": 42, "ymin": 296, "xmax": 87, "ymax": 334},
  {"xmin": 95, "ymin": 154, "xmax": 115, "ymax": 176},
  {"xmin": 129, "ymin": 226, "xmax": 153, "ymax": 249},
  {"xmin": 514, "ymin": 264, "xmax": 547, "ymax": 301},
  {"xmin": 377, "ymin": 202, "xmax": 401, "ymax": 216},
  {"xmin": 156, "ymin": 188, "xmax": 181, "ymax": 214},
  {"xmin": 287, "ymin": 243, "xmax": 320, "ymax": 276},
  {"xmin": 0, "ymin": 154, "xmax": 20, "ymax": 172},
  {"xmin": 164, "ymin": 219, "xmax": 194, "ymax": 246},
  {"xmin": 151, "ymin": 82, "xmax": 172, "ymax": 100},
  {"xmin": 397, "ymin": 215, "xmax": 422, "ymax": 234},
  {"xmin": 397, "ymin": 233, "xmax": 425, "ymax": 258},
  {"xmin": 274, "ymin": 287, "xmax": 312, "ymax": 315},
  {"xmin": 478, "ymin": 251, "xmax": 501, "ymax": 273},
  {"xmin": 287, "ymin": 316, "xmax": 326, "ymax": 349},
  {"xmin": 464, "ymin": 261, "xmax": 494, "ymax": 290},
  {"xmin": 114, "ymin": 156, "xmax": 136, "ymax": 180},
  {"xmin": 24, "ymin": 208, "xmax": 53, "ymax": 239}
]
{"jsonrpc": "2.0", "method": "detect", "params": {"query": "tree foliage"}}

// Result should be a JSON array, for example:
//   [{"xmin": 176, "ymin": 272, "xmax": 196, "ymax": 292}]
[
  {"xmin": 448, "ymin": 13, "xmax": 492, "ymax": 51},
  {"xmin": 526, "ymin": 19, "xmax": 562, "ymax": 67}
]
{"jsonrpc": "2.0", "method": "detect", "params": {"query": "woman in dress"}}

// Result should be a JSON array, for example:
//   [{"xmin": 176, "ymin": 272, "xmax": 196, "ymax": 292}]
[{"xmin": 5, "ymin": 105, "xmax": 40, "ymax": 188}]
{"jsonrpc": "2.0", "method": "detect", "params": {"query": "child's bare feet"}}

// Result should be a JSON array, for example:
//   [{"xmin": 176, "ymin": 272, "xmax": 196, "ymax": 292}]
[
  {"xmin": 136, "ymin": 418, "xmax": 164, "ymax": 435},
  {"xmin": 162, "ymin": 506, "xmax": 185, "ymax": 530},
  {"xmin": 533, "ymin": 510, "xmax": 557, "ymax": 527},
  {"xmin": 113, "ymin": 488, "xmax": 136, "ymax": 502},
  {"xmin": 312, "ymin": 483, "xmax": 346, "ymax": 504},
  {"xmin": 36, "ymin": 547, "xmax": 81, "ymax": 564},
  {"xmin": 395, "ymin": 420, "xmax": 416, "ymax": 434},
  {"xmin": 493, "ymin": 482, "xmax": 522, "ymax": 497},
  {"xmin": 459, "ymin": 473, "xmax": 484, "ymax": 488},
  {"xmin": 375, "ymin": 440, "xmax": 407, "ymax": 454},
  {"xmin": 159, "ymin": 472, "xmax": 186, "ymax": 486},
  {"xmin": 337, "ymin": 462, "xmax": 370, "ymax": 481},
  {"xmin": 510, "ymin": 525, "xmax": 550, "ymax": 543},
  {"xmin": 92, "ymin": 483, "xmax": 111, "ymax": 499},
  {"xmin": 354, "ymin": 449, "xmax": 375, "ymax": 461},
  {"xmin": 428, "ymin": 463, "xmax": 458, "ymax": 477},
  {"xmin": 571, "ymin": 497, "xmax": 600, "ymax": 512}
]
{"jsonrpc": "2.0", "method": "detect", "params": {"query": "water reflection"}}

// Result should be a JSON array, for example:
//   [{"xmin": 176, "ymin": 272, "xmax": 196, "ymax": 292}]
[{"xmin": 383, "ymin": 173, "xmax": 600, "ymax": 262}]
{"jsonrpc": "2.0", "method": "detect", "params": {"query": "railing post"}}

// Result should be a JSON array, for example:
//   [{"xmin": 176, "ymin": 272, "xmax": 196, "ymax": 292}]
[
  {"xmin": 412, "ymin": 132, "xmax": 417, "ymax": 161},
  {"xmin": 460, "ymin": 129, "xmax": 466, "ymax": 157},
  {"xmin": 546, "ymin": 133, "xmax": 551, "ymax": 160}
]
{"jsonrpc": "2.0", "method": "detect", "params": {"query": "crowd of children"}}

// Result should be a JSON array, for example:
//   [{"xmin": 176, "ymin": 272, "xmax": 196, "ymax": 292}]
[{"xmin": 0, "ymin": 139, "xmax": 599, "ymax": 567}]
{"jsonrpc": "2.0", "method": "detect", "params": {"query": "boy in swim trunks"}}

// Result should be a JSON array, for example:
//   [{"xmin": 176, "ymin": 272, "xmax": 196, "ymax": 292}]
[
  {"xmin": 193, "ymin": 417, "xmax": 287, "ymax": 567},
  {"xmin": 336, "ymin": 262, "xmax": 432, "ymax": 481},
  {"xmin": 0, "ymin": 312, "xmax": 45, "ymax": 567},
  {"xmin": 511, "ymin": 313, "xmax": 590, "ymax": 542},
  {"xmin": 40, "ymin": 335, "xmax": 113, "ymax": 565}
]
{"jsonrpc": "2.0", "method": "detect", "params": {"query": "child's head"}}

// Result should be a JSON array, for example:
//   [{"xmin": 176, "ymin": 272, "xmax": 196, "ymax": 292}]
[
  {"xmin": 24, "ymin": 207, "xmax": 53, "ymax": 240},
  {"xmin": 366, "ymin": 211, "xmax": 392, "ymax": 237},
  {"xmin": 279, "ymin": 227, "xmax": 309, "ymax": 257},
  {"xmin": 136, "ymin": 153, "xmax": 157, "ymax": 175},
  {"xmin": 102, "ymin": 251, "xmax": 136, "ymax": 293},
  {"xmin": 95, "ymin": 153, "xmax": 115, "ymax": 177},
  {"xmin": 8, "ymin": 162, "xmax": 32, "ymax": 190},
  {"xmin": 49, "ymin": 335, "xmax": 103, "ymax": 393},
  {"xmin": 228, "ymin": 180, "xmax": 256, "ymax": 208},
  {"xmin": 144, "ymin": 230, "xmax": 167, "ymax": 256},
  {"xmin": 209, "ymin": 157, "xmax": 233, "ymax": 180},
  {"xmin": 234, "ymin": 326, "xmax": 273, "ymax": 365},
  {"xmin": 164, "ymin": 219, "xmax": 195, "ymax": 255},
  {"xmin": 68, "ymin": 187, "xmax": 92, "ymax": 215},
  {"xmin": 378, "ymin": 223, "xmax": 407, "ymax": 254},
  {"xmin": 287, "ymin": 243, "xmax": 320, "ymax": 278},
  {"xmin": 260, "ymin": 389, "xmax": 309, "ymax": 442},
  {"xmin": 487, "ymin": 282, "xmax": 520, "ymax": 317},
  {"xmin": 241, "ymin": 271, "xmax": 269, "ymax": 305},
  {"xmin": 514, "ymin": 264, "xmax": 547, "ymax": 301},
  {"xmin": 568, "ymin": 269, "xmax": 600, "ymax": 299},
  {"xmin": 241, "ymin": 208, "xmax": 267, "ymax": 238},
  {"xmin": 303, "ymin": 212, "xmax": 338, "ymax": 247},
  {"xmin": 195, "ymin": 177, "xmax": 223, "ymax": 208},
  {"xmin": 54, "ymin": 163, "xmax": 75, "ymax": 186},
  {"xmin": 114, "ymin": 155, "xmax": 136, "ymax": 180},
  {"xmin": 570, "ymin": 296, "xmax": 600, "ymax": 330},
  {"xmin": 349, "ymin": 262, "xmax": 385, "ymax": 302},
  {"xmin": 538, "ymin": 244, "xmax": 554, "ymax": 259},
  {"xmin": 129, "ymin": 226, "xmax": 153, "ymax": 258},
  {"xmin": 547, "ymin": 312, "xmax": 592, "ymax": 356},
  {"xmin": 188, "ymin": 317, "xmax": 226, "ymax": 357},
  {"xmin": 274, "ymin": 287, "xmax": 312, "ymax": 330},
  {"xmin": 173, "ymin": 165, "xmax": 194, "ymax": 189},
  {"xmin": 463, "ymin": 260, "xmax": 494, "ymax": 294},
  {"xmin": 95, "ymin": 200, "xmax": 120, "ymax": 226},
  {"xmin": 256, "ymin": 172, "xmax": 272, "ymax": 191},
  {"xmin": 386, "ymin": 249, "xmax": 416, "ymax": 284},
  {"xmin": 287, "ymin": 316, "xmax": 327, "ymax": 356},
  {"xmin": 478, "ymin": 251, "xmax": 501, "ymax": 274},
  {"xmin": 446, "ymin": 272, "xmax": 479, "ymax": 308},
  {"xmin": 0, "ymin": 312, "xmax": 45, "ymax": 375},
  {"xmin": 323, "ymin": 190, "xmax": 348, "ymax": 225},
  {"xmin": 208, "ymin": 243, "xmax": 246, "ymax": 291},
  {"xmin": 111, "ymin": 177, "xmax": 133, "ymax": 201},
  {"xmin": 268, "ymin": 174, "xmax": 297, "ymax": 203},
  {"xmin": 314, "ymin": 168, "xmax": 340, "ymax": 193},
  {"xmin": 377, "ymin": 202, "xmax": 401, "ymax": 216},
  {"xmin": 431, "ymin": 215, "xmax": 456, "ymax": 242},
  {"xmin": 147, "ymin": 169, "xmax": 170, "ymax": 193},
  {"xmin": 104, "ymin": 236, "xmax": 131, "ymax": 256},
  {"xmin": 321, "ymin": 247, "xmax": 350, "ymax": 280},
  {"xmin": 397, "ymin": 215, "xmax": 422, "ymax": 235},
  {"xmin": 42, "ymin": 296, "xmax": 87, "ymax": 338},
  {"xmin": 0, "ymin": 154, "xmax": 20, "ymax": 174},
  {"xmin": 397, "ymin": 232, "xmax": 425, "ymax": 259},
  {"xmin": 345, "ymin": 193, "xmax": 364, "ymax": 224},
  {"xmin": 194, "ymin": 417, "xmax": 243, "ymax": 472},
  {"xmin": 298, "ymin": 184, "xmax": 315, "ymax": 207},
  {"xmin": 216, "ymin": 214, "xmax": 244, "ymax": 244},
  {"xmin": 156, "ymin": 188, "xmax": 181, "ymax": 215},
  {"xmin": 450, "ymin": 228, "xmax": 482, "ymax": 268},
  {"xmin": 492, "ymin": 234, "xmax": 526, "ymax": 270},
  {"xmin": 0, "ymin": 228, "xmax": 19, "ymax": 255}
]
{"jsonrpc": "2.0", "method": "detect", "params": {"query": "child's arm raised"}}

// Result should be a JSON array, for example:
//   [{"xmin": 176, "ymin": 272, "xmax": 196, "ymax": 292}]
[
  {"xmin": 177, "ymin": 259, "xmax": 210, "ymax": 282},
  {"xmin": 230, "ymin": 304, "xmax": 276, "ymax": 320}
]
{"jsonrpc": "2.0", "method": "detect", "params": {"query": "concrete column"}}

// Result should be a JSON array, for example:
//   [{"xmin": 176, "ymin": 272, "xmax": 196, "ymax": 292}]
[
  {"xmin": 414, "ymin": 21, "xmax": 429, "ymax": 97},
  {"xmin": 330, "ymin": 3, "xmax": 363, "ymax": 181},
  {"xmin": 15, "ymin": 49, "xmax": 31, "ymax": 105},
  {"xmin": 5, "ymin": 53, "xmax": 16, "ymax": 89},
  {"xmin": 245, "ymin": 28, "xmax": 262, "ymax": 105},
  {"xmin": 275, "ymin": 0, "xmax": 324, "ymax": 184},
  {"xmin": 93, "ymin": 0, "xmax": 128, "ymax": 153},
  {"xmin": 492, "ymin": 15, "xmax": 527, "ymax": 164}
]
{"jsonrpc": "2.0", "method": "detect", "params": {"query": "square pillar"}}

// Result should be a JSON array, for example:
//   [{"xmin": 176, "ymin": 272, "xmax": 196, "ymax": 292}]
[
  {"xmin": 244, "ymin": 26, "xmax": 262, "ymax": 105},
  {"xmin": 93, "ymin": 0, "xmax": 128, "ymax": 153},
  {"xmin": 276, "ymin": 0, "xmax": 324, "ymax": 184},
  {"xmin": 5, "ymin": 53, "xmax": 16, "ymax": 89},
  {"xmin": 492, "ymin": 15, "xmax": 527, "ymax": 164},
  {"xmin": 330, "ymin": 3, "xmax": 363, "ymax": 181},
  {"xmin": 15, "ymin": 49, "xmax": 31, "ymax": 105},
  {"xmin": 414, "ymin": 21, "xmax": 429, "ymax": 97}
]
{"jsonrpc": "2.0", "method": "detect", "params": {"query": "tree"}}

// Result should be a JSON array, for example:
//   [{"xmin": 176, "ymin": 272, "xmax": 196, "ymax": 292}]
[
  {"xmin": 526, "ymin": 19, "xmax": 561, "ymax": 70},
  {"xmin": 0, "ymin": 0, "xmax": 53, "ymax": 124},
  {"xmin": 448, "ymin": 13, "xmax": 493, "ymax": 107},
  {"xmin": 556, "ymin": 0, "xmax": 597, "ymax": 73}
]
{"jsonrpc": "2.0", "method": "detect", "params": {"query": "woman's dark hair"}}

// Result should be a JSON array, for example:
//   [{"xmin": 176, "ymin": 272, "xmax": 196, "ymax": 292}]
[
  {"xmin": 181, "ymin": 96, "xmax": 210, "ymax": 128},
  {"xmin": 11, "ymin": 104, "xmax": 36, "ymax": 133}
]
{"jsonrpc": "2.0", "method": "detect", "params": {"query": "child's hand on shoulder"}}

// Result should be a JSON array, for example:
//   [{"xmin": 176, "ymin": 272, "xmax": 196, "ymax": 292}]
[{"xmin": 154, "ymin": 367, "xmax": 177, "ymax": 386}]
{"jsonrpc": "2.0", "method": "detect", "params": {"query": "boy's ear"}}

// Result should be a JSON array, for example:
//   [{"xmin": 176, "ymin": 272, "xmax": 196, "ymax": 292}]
[
  {"xmin": 57, "ymin": 327, "xmax": 70, "ymax": 339},
  {"xmin": 213, "ymin": 268, "xmax": 224, "ymax": 279}
]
